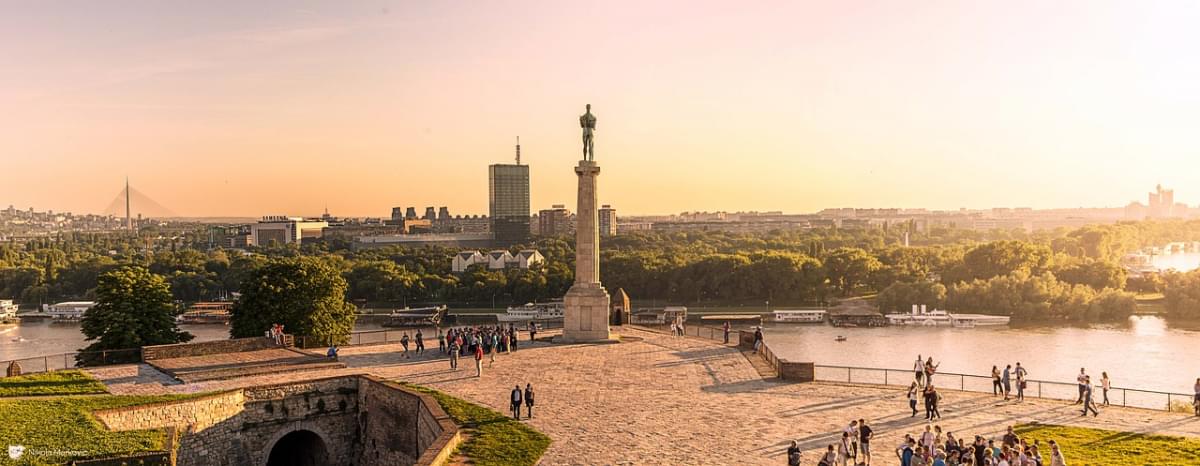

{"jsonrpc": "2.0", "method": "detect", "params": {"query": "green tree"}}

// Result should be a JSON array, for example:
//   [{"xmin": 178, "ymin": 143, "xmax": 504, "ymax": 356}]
[
  {"xmin": 230, "ymin": 256, "xmax": 357, "ymax": 344},
  {"xmin": 78, "ymin": 266, "xmax": 193, "ymax": 365},
  {"xmin": 823, "ymin": 247, "xmax": 881, "ymax": 296}
]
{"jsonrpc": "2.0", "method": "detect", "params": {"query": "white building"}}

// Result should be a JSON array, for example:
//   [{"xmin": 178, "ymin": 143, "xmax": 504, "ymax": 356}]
[
  {"xmin": 452, "ymin": 251, "xmax": 486, "ymax": 273},
  {"xmin": 513, "ymin": 250, "xmax": 545, "ymax": 269},
  {"xmin": 250, "ymin": 216, "xmax": 329, "ymax": 246},
  {"xmin": 486, "ymin": 250, "xmax": 515, "ymax": 270},
  {"xmin": 44, "ymin": 301, "xmax": 96, "ymax": 320}
]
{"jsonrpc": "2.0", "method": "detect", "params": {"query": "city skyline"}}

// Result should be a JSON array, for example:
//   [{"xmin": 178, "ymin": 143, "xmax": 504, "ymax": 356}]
[{"xmin": 5, "ymin": 1, "xmax": 1200, "ymax": 217}]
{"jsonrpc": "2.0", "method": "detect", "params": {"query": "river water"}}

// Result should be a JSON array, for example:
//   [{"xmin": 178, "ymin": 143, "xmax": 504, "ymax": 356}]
[{"xmin": 760, "ymin": 316, "xmax": 1200, "ymax": 395}]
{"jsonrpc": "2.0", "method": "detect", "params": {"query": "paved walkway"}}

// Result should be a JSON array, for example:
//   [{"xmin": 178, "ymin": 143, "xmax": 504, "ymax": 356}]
[{"xmin": 85, "ymin": 328, "xmax": 1200, "ymax": 465}]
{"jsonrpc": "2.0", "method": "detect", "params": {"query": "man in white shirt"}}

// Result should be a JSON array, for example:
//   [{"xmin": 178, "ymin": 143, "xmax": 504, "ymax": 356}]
[
  {"xmin": 844, "ymin": 420, "xmax": 859, "ymax": 463},
  {"xmin": 914, "ymin": 354, "xmax": 925, "ymax": 387},
  {"xmin": 1074, "ymin": 368, "xmax": 1087, "ymax": 404}
]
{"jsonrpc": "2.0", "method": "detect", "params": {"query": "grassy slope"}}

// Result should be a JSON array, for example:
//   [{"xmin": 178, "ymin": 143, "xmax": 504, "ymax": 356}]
[
  {"xmin": 1016, "ymin": 423, "xmax": 1200, "ymax": 466},
  {"xmin": 0, "ymin": 394, "xmax": 197, "ymax": 465},
  {"xmin": 404, "ymin": 384, "xmax": 551, "ymax": 466},
  {"xmin": 0, "ymin": 370, "xmax": 108, "ymax": 397}
]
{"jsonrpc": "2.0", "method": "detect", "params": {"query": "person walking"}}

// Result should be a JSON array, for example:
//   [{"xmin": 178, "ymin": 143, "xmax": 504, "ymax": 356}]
[
  {"xmin": 509, "ymin": 385, "xmax": 522, "ymax": 419},
  {"xmin": 907, "ymin": 382, "xmax": 920, "ymax": 417},
  {"xmin": 723, "ymin": 321, "xmax": 731, "ymax": 344},
  {"xmin": 992, "ymin": 365, "xmax": 1002, "ymax": 396},
  {"xmin": 524, "ymin": 383, "xmax": 535, "ymax": 419},
  {"xmin": 1001, "ymin": 365, "xmax": 1012, "ymax": 401},
  {"xmin": 1081, "ymin": 376, "xmax": 1099, "ymax": 417},
  {"xmin": 400, "ymin": 333, "xmax": 411, "ymax": 358},
  {"xmin": 859, "ymin": 418, "xmax": 874, "ymax": 466},
  {"xmin": 474, "ymin": 344, "xmax": 484, "ymax": 378},
  {"xmin": 1074, "ymin": 368, "xmax": 1088, "ymax": 404},
  {"xmin": 415, "ymin": 329, "xmax": 425, "ymax": 353},
  {"xmin": 1014, "ymin": 362, "xmax": 1028, "ymax": 402},
  {"xmin": 1101, "ymin": 372, "xmax": 1111, "ymax": 406}
]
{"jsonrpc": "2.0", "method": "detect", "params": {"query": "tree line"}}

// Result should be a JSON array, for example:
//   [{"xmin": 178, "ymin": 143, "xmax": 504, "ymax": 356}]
[{"xmin": 8, "ymin": 219, "xmax": 1200, "ymax": 331}]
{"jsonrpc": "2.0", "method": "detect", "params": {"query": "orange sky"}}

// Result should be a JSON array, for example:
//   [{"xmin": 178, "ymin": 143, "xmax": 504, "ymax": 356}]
[{"xmin": 3, "ymin": 1, "xmax": 1200, "ymax": 217}]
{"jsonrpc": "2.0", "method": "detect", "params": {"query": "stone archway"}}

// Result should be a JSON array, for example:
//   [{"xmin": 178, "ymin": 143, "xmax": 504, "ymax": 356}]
[{"xmin": 265, "ymin": 429, "xmax": 329, "ymax": 466}]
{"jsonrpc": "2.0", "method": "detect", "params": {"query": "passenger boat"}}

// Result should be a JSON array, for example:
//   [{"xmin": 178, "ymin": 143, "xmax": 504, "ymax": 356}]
[
  {"xmin": 772, "ymin": 309, "xmax": 827, "ymax": 324},
  {"xmin": 887, "ymin": 305, "xmax": 1009, "ymax": 327},
  {"xmin": 383, "ymin": 305, "xmax": 448, "ymax": 328},
  {"xmin": 176, "ymin": 302, "xmax": 233, "ymax": 324},
  {"xmin": 0, "ymin": 300, "xmax": 18, "ymax": 324},
  {"xmin": 496, "ymin": 302, "xmax": 565, "ymax": 323}
]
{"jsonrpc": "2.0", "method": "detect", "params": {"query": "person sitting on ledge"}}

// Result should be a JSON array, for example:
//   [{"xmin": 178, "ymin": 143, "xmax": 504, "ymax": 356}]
[{"xmin": 325, "ymin": 345, "xmax": 338, "ymax": 360}]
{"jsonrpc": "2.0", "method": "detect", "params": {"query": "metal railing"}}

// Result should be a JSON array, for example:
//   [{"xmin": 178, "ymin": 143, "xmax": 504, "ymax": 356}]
[
  {"xmin": 296, "ymin": 320, "xmax": 565, "ymax": 349},
  {"xmin": 812, "ymin": 364, "xmax": 1197, "ymax": 412},
  {"xmin": 1, "ymin": 348, "xmax": 143, "ymax": 375}
]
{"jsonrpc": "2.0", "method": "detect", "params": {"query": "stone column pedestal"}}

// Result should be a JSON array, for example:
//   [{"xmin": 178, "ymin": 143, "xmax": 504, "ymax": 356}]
[{"xmin": 558, "ymin": 160, "xmax": 618, "ymax": 344}]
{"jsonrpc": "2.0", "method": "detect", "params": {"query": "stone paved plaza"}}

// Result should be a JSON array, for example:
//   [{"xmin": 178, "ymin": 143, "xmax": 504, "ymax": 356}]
[{"xmin": 86, "ymin": 327, "xmax": 1200, "ymax": 465}]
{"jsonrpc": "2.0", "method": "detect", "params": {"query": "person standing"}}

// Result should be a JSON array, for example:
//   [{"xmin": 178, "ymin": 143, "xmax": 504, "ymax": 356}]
[
  {"xmin": 723, "ymin": 321, "xmax": 731, "ymax": 344},
  {"xmin": 920, "ymin": 425, "xmax": 936, "ymax": 455},
  {"xmin": 820, "ymin": 444, "xmax": 837, "ymax": 466},
  {"xmin": 899, "ymin": 438, "xmax": 916, "ymax": 466},
  {"xmin": 1101, "ymin": 372, "xmax": 1111, "ymax": 406},
  {"xmin": 510, "ymin": 328, "xmax": 518, "ymax": 352},
  {"xmin": 489, "ymin": 333, "xmax": 498, "ymax": 364},
  {"xmin": 1081, "ymin": 376, "xmax": 1099, "ymax": 417},
  {"xmin": 474, "ymin": 343, "xmax": 484, "ymax": 378},
  {"xmin": 753, "ymin": 327, "xmax": 764, "ymax": 354},
  {"xmin": 437, "ymin": 328, "xmax": 445, "ymax": 353},
  {"xmin": 529, "ymin": 321, "xmax": 538, "ymax": 342},
  {"xmin": 838, "ymin": 432, "xmax": 852, "ymax": 466},
  {"xmin": 1001, "ymin": 365, "xmax": 1012, "ymax": 401},
  {"xmin": 992, "ymin": 365, "xmax": 1002, "ymax": 396},
  {"xmin": 925, "ymin": 357, "xmax": 939, "ymax": 387},
  {"xmin": 415, "ymin": 329, "xmax": 425, "ymax": 354},
  {"xmin": 844, "ymin": 420, "xmax": 859, "ymax": 464},
  {"xmin": 1014, "ymin": 362, "xmax": 1028, "ymax": 402},
  {"xmin": 914, "ymin": 355, "xmax": 925, "ymax": 388},
  {"xmin": 925, "ymin": 384, "xmax": 942, "ymax": 420},
  {"xmin": 907, "ymin": 382, "xmax": 920, "ymax": 417},
  {"xmin": 510, "ymin": 385, "xmax": 522, "ymax": 419},
  {"xmin": 1048, "ymin": 440, "xmax": 1066, "ymax": 466},
  {"xmin": 1193, "ymin": 377, "xmax": 1200, "ymax": 416},
  {"xmin": 859, "ymin": 418, "xmax": 874, "ymax": 466},
  {"xmin": 448, "ymin": 336, "xmax": 459, "ymax": 370},
  {"xmin": 787, "ymin": 440, "xmax": 803, "ymax": 466},
  {"xmin": 524, "ymin": 383, "xmax": 535, "ymax": 418}
]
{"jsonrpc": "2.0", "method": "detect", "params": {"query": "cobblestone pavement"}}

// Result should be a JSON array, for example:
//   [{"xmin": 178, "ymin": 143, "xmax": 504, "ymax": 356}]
[{"xmin": 87, "ymin": 328, "xmax": 1200, "ymax": 465}]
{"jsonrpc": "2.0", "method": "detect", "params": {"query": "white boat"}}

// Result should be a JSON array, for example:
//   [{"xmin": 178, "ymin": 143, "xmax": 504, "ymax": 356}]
[
  {"xmin": 384, "ymin": 305, "xmax": 447, "ymax": 328},
  {"xmin": 497, "ymin": 302, "xmax": 565, "ymax": 323},
  {"xmin": 0, "ymin": 300, "xmax": 18, "ymax": 323},
  {"xmin": 887, "ymin": 305, "xmax": 1010, "ymax": 327},
  {"xmin": 772, "ymin": 309, "xmax": 827, "ymax": 323}
]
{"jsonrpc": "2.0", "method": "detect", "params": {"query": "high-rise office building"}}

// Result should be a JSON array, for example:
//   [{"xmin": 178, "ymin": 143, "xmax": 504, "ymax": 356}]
[
  {"xmin": 599, "ymin": 204, "xmax": 617, "ymax": 237},
  {"xmin": 489, "ymin": 163, "xmax": 530, "ymax": 245}
]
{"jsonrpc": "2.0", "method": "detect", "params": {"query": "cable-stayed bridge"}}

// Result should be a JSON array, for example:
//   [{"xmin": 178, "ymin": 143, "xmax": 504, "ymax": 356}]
[{"xmin": 100, "ymin": 181, "xmax": 176, "ymax": 220}]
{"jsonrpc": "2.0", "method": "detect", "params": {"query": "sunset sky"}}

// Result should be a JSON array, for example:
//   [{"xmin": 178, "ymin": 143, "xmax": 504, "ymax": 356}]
[{"xmin": 3, "ymin": 1, "xmax": 1200, "ymax": 217}]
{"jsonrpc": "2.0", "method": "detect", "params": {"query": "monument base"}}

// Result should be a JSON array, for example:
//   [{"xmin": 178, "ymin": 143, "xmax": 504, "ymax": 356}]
[{"xmin": 558, "ymin": 283, "xmax": 619, "ymax": 344}]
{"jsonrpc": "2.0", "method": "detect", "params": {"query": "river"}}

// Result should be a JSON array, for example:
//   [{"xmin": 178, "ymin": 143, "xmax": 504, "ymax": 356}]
[{"xmin": 759, "ymin": 315, "xmax": 1200, "ymax": 395}]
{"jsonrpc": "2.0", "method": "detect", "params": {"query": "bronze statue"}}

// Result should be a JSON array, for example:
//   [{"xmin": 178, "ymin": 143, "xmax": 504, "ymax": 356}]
[{"xmin": 579, "ymin": 104, "xmax": 596, "ymax": 161}]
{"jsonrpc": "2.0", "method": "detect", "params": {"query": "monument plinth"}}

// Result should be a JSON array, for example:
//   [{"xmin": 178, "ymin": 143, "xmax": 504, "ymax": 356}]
[{"xmin": 559, "ymin": 159, "xmax": 617, "ymax": 343}]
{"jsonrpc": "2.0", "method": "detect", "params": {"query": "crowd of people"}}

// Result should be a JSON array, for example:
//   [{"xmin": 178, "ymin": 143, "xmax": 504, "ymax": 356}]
[
  {"xmin": 438, "ymin": 323, "xmax": 529, "ymax": 377},
  {"xmin": 789, "ymin": 421, "xmax": 1070, "ymax": 466}
]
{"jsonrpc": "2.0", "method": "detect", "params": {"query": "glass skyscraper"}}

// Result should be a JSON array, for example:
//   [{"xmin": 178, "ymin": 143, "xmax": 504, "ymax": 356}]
[{"xmin": 488, "ymin": 163, "xmax": 530, "ymax": 245}]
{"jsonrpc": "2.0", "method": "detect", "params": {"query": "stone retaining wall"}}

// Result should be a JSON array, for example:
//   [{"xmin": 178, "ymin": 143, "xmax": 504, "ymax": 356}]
[
  {"xmin": 91, "ymin": 375, "xmax": 460, "ymax": 466},
  {"xmin": 142, "ymin": 336, "xmax": 287, "ymax": 361}
]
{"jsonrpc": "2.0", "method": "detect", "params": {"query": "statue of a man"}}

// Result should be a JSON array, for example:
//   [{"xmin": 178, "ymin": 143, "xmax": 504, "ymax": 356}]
[{"xmin": 579, "ymin": 104, "xmax": 596, "ymax": 161}]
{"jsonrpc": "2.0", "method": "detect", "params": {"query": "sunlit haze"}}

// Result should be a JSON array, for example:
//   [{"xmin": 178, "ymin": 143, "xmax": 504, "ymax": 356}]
[{"xmin": 4, "ymin": 1, "xmax": 1200, "ymax": 217}]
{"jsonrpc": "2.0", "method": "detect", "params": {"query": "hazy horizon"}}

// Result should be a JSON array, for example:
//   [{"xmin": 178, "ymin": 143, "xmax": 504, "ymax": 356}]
[{"xmin": 5, "ymin": 1, "xmax": 1200, "ymax": 217}]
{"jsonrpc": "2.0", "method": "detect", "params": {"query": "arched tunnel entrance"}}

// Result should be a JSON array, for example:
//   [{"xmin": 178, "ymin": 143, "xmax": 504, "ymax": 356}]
[{"xmin": 266, "ymin": 430, "xmax": 329, "ymax": 466}]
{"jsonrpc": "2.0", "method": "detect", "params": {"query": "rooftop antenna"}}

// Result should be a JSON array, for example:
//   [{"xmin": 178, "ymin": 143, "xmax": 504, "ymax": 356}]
[
  {"xmin": 515, "ymin": 136, "xmax": 521, "ymax": 165},
  {"xmin": 125, "ymin": 176, "xmax": 132, "ymax": 232}
]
